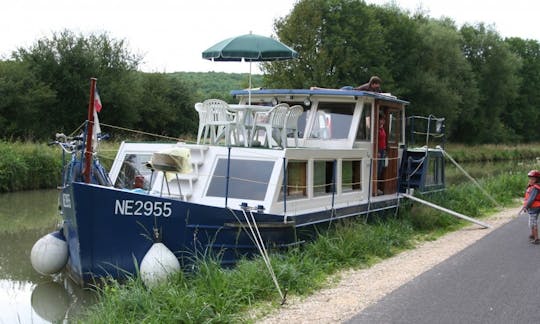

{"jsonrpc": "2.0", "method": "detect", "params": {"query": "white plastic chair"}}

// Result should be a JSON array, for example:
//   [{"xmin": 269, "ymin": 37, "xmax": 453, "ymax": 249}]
[
  {"xmin": 202, "ymin": 99, "xmax": 238, "ymax": 146},
  {"xmin": 251, "ymin": 103, "xmax": 289, "ymax": 148},
  {"xmin": 281, "ymin": 105, "xmax": 303, "ymax": 147},
  {"xmin": 194, "ymin": 102, "xmax": 210, "ymax": 144}
]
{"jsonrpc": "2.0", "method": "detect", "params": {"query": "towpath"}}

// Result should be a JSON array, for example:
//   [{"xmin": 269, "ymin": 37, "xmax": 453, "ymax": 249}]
[{"xmin": 258, "ymin": 207, "xmax": 522, "ymax": 323}]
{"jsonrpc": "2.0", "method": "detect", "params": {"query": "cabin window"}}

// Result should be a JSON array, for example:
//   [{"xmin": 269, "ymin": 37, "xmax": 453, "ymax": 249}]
[
  {"xmin": 387, "ymin": 110, "xmax": 402, "ymax": 144},
  {"xmin": 313, "ymin": 160, "xmax": 335, "ymax": 196},
  {"xmin": 356, "ymin": 103, "xmax": 372, "ymax": 141},
  {"xmin": 309, "ymin": 102, "xmax": 355, "ymax": 140},
  {"xmin": 342, "ymin": 160, "xmax": 362, "ymax": 192},
  {"xmin": 207, "ymin": 158, "xmax": 274, "ymax": 200},
  {"xmin": 425, "ymin": 155, "xmax": 443, "ymax": 187},
  {"xmin": 115, "ymin": 153, "xmax": 154, "ymax": 189},
  {"xmin": 278, "ymin": 160, "xmax": 307, "ymax": 200}
]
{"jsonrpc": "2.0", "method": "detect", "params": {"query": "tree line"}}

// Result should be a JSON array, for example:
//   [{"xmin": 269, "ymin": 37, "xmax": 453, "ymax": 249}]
[
  {"xmin": 1, "ymin": 0, "xmax": 539, "ymax": 144},
  {"xmin": 264, "ymin": 0, "xmax": 540, "ymax": 144}
]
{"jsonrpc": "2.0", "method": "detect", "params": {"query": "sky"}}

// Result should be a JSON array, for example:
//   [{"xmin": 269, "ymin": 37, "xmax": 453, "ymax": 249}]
[{"xmin": 1, "ymin": 0, "xmax": 539, "ymax": 74}]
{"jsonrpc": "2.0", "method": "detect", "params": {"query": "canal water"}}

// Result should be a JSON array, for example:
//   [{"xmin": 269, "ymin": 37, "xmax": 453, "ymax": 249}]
[{"xmin": 0, "ymin": 190, "xmax": 96, "ymax": 323}]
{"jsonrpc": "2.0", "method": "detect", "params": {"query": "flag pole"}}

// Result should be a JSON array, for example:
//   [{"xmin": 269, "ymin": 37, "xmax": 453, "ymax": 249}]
[{"xmin": 84, "ymin": 77, "xmax": 97, "ymax": 183}]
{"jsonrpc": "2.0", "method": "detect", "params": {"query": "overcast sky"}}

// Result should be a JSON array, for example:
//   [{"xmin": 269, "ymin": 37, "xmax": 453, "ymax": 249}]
[{"xmin": 1, "ymin": 0, "xmax": 539, "ymax": 74}]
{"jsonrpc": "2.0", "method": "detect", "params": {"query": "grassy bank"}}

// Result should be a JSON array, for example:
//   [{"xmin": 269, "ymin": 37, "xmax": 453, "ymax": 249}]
[
  {"xmin": 444, "ymin": 143, "xmax": 540, "ymax": 163},
  {"xmin": 80, "ymin": 162, "xmax": 529, "ymax": 323}
]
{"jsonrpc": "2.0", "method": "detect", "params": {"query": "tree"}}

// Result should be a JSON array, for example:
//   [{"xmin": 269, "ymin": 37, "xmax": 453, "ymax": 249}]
[
  {"xmin": 5, "ymin": 30, "xmax": 198, "ymax": 141},
  {"xmin": 12, "ymin": 30, "xmax": 143, "ymax": 137},
  {"xmin": 264, "ymin": 0, "xmax": 387, "ymax": 88},
  {"xmin": 457, "ymin": 24, "xmax": 521, "ymax": 143},
  {"xmin": 504, "ymin": 37, "xmax": 540, "ymax": 142},
  {"xmin": 401, "ymin": 18, "xmax": 477, "ymax": 139},
  {"xmin": 0, "ymin": 61, "xmax": 56, "ymax": 139},
  {"xmin": 135, "ymin": 73, "xmax": 197, "ymax": 137}
]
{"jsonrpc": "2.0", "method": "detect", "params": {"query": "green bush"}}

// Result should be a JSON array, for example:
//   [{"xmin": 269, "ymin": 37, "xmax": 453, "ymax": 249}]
[{"xmin": 0, "ymin": 141, "xmax": 61, "ymax": 192}]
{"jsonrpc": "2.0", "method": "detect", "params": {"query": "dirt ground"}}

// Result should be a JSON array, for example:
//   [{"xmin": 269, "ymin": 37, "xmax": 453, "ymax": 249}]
[{"xmin": 257, "ymin": 207, "xmax": 520, "ymax": 323}]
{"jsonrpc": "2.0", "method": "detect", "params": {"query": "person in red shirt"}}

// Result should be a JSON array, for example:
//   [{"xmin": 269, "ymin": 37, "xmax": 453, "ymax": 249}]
[{"xmin": 377, "ymin": 115, "xmax": 387, "ymax": 194}]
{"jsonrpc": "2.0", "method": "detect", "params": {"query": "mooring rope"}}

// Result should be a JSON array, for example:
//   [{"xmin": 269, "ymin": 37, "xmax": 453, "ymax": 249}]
[
  {"xmin": 441, "ymin": 148, "xmax": 502, "ymax": 208},
  {"xmin": 227, "ymin": 207, "xmax": 285, "ymax": 303},
  {"xmin": 240, "ymin": 208, "xmax": 285, "ymax": 303},
  {"xmin": 99, "ymin": 122, "xmax": 186, "ymax": 142}
]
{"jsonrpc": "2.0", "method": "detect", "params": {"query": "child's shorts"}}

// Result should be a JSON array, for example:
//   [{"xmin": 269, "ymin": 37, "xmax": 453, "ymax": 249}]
[{"xmin": 529, "ymin": 211, "xmax": 539, "ymax": 228}]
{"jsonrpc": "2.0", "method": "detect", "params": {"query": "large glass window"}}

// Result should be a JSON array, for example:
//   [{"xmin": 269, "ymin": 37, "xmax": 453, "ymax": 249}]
[
  {"xmin": 310, "ymin": 102, "xmax": 355, "ymax": 140},
  {"xmin": 342, "ymin": 160, "xmax": 362, "ymax": 192},
  {"xmin": 313, "ymin": 160, "xmax": 335, "ymax": 196},
  {"xmin": 115, "ymin": 153, "xmax": 154, "ymax": 189},
  {"xmin": 207, "ymin": 159, "xmax": 274, "ymax": 200},
  {"xmin": 387, "ymin": 110, "xmax": 402, "ymax": 144},
  {"xmin": 356, "ymin": 103, "xmax": 372, "ymax": 141},
  {"xmin": 279, "ymin": 161, "xmax": 307, "ymax": 200}
]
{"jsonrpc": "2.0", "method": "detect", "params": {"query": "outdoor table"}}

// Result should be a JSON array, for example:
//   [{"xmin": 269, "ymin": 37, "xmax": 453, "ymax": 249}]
[{"xmin": 228, "ymin": 104, "xmax": 273, "ymax": 147}]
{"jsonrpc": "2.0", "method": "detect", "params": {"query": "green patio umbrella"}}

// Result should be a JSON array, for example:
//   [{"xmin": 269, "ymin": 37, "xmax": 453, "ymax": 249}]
[{"xmin": 202, "ymin": 33, "xmax": 298, "ymax": 103}]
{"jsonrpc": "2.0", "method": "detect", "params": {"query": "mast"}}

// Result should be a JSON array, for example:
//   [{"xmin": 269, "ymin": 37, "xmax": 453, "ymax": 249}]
[{"xmin": 84, "ymin": 78, "xmax": 97, "ymax": 183}]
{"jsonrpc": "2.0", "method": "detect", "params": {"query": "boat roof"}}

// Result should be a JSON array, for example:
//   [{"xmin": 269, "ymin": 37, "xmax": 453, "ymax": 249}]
[{"xmin": 230, "ymin": 88, "xmax": 409, "ymax": 105}]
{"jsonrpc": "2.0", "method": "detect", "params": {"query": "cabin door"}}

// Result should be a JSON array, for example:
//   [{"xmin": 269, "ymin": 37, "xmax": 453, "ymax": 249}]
[{"xmin": 372, "ymin": 103, "xmax": 402, "ymax": 196}]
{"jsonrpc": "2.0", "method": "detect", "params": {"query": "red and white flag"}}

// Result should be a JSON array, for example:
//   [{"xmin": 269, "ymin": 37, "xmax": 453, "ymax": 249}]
[
  {"xmin": 94, "ymin": 89, "xmax": 102, "ymax": 113},
  {"xmin": 92, "ymin": 88, "xmax": 102, "ymax": 150}
]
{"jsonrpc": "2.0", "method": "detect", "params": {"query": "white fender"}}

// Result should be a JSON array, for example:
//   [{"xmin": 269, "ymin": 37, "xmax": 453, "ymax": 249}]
[
  {"xmin": 140, "ymin": 242, "xmax": 180, "ymax": 288},
  {"xmin": 30, "ymin": 231, "xmax": 68, "ymax": 275}
]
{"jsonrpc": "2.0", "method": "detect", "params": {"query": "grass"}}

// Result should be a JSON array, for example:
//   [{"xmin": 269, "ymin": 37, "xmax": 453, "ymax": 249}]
[
  {"xmin": 79, "ymin": 161, "xmax": 530, "ymax": 323},
  {"xmin": 444, "ymin": 143, "xmax": 540, "ymax": 163}
]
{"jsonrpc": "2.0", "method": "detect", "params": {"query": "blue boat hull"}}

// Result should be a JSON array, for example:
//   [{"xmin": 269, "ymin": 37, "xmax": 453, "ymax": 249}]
[{"xmin": 61, "ymin": 182, "xmax": 297, "ymax": 285}]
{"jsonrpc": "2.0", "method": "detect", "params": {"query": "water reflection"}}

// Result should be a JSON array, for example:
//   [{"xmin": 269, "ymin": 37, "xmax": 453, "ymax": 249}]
[
  {"xmin": 31, "ymin": 280, "xmax": 70, "ymax": 322},
  {"xmin": 0, "ymin": 190, "xmax": 97, "ymax": 323}
]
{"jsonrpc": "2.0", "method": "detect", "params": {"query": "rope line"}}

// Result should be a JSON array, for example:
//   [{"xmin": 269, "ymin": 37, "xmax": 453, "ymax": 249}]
[{"xmin": 442, "ymin": 149, "xmax": 502, "ymax": 208}]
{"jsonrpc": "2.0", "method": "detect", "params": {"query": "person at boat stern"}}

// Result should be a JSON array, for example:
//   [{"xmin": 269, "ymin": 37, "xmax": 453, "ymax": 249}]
[
  {"xmin": 523, "ymin": 170, "xmax": 540, "ymax": 244},
  {"xmin": 377, "ymin": 115, "xmax": 387, "ymax": 195}
]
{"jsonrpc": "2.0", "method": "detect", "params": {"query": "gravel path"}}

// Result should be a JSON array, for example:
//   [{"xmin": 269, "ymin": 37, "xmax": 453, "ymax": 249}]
[{"xmin": 257, "ymin": 207, "xmax": 520, "ymax": 324}]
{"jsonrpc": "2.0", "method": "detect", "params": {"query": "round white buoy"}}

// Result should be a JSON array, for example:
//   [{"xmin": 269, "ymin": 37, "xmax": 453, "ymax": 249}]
[
  {"xmin": 30, "ymin": 230, "xmax": 68, "ymax": 275},
  {"xmin": 140, "ymin": 242, "xmax": 180, "ymax": 288}
]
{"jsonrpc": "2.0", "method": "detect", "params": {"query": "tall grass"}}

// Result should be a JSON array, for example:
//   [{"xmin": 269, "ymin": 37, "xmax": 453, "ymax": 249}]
[
  {"xmin": 444, "ymin": 143, "xmax": 540, "ymax": 163},
  {"xmin": 0, "ymin": 141, "xmax": 62, "ymax": 192},
  {"xmin": 80, "ymin": 164, "xmax": 529, "ymax": 323}
]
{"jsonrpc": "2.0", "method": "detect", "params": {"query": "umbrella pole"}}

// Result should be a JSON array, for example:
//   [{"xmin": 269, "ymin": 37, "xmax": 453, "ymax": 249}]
[{"xmin": 248, "ymin": 61, "xmax": 252, "ymax": 105}]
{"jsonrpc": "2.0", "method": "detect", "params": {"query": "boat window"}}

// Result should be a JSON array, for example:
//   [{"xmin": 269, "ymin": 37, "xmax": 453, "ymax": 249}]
[
  {"xmin": 206, "ymin": 158, "xmax": 274, "ymax": 200},
  {"xmin": 310, "ymin": 102, "xmax": 355, "ymax": 140},
  {"xmin": 342, "ymin": 160, "xmax": 362, "ymax": 192},
  {"xmin": 278, "ymin": 160, "xmax": 307, "ymax": 200},
  {"xmin": 426, "ymin": 155, "xmax": 444, "ymax": 187},
  {"xmin": 114, "ymin": 154, "xmax": 154, "ymax": 190},
  {"xmin": 313, "ymin": 160, "xmax": 335, "ymax": 196},
  {"xmin": 356, "ymin": 103, "xmax": 372, "ymax": 141},
  {"xmin": 387, "ymin": 110, "xmax": 402, "ymax": 144}
]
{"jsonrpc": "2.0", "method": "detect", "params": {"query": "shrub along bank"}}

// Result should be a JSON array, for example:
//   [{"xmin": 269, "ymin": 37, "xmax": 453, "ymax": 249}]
[{"xmin": 0, "ymin": 141, "xmax": 62, "ymax": 193}]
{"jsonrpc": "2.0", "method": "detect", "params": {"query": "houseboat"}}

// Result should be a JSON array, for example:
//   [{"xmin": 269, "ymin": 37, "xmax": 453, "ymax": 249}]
[{"xmin": 40, "ymin": 87, "xmax": 446, "ymax": 286}]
